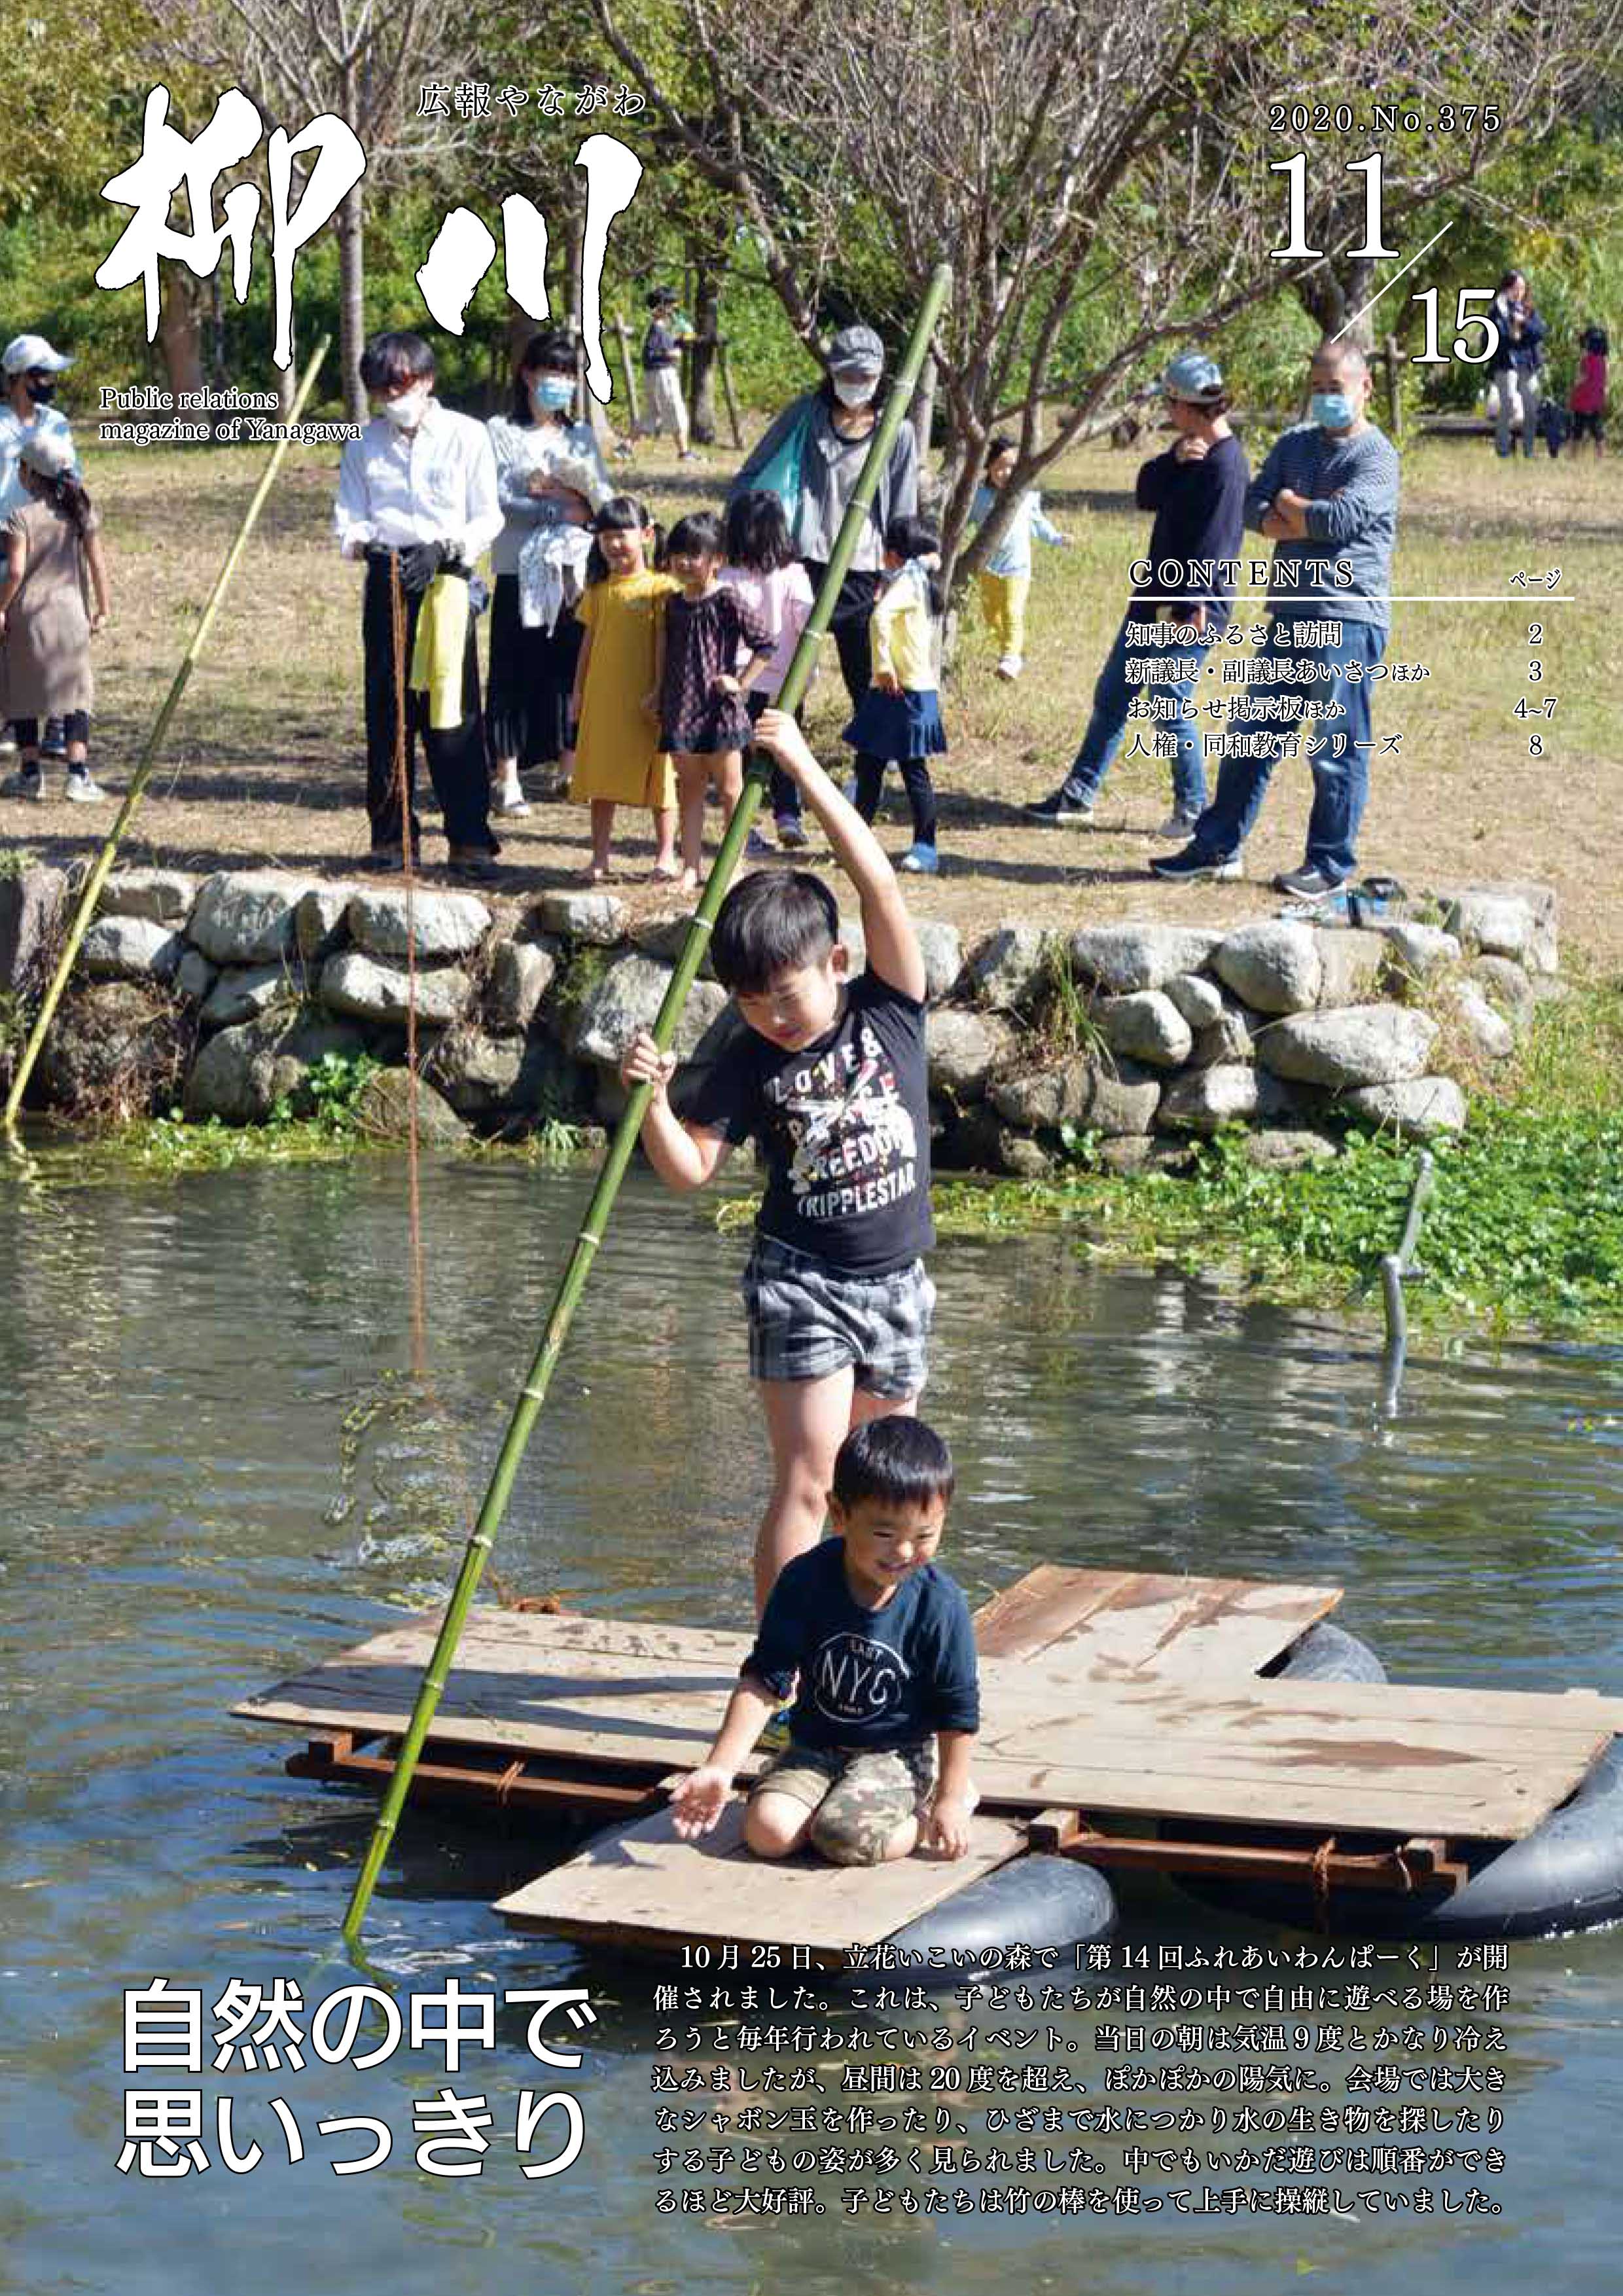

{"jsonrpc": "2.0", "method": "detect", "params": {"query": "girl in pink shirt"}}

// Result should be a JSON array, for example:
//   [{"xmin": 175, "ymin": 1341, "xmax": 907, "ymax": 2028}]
[{"xmin": 722, "ymin": 490, "xmax": 815, "ymax": 855}]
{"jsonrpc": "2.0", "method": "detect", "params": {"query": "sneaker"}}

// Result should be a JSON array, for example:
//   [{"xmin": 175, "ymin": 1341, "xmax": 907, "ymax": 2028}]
[
  {"xmin": 444, "ymin": 846, "xmax": 501, "ymax": 883},
  {"xmin": 64, "ymin": 769, "xmax": 107, "ymax": 802},
  {"xmin": 1024, "ymin": 787, "xmax": 1095, "ymax": 825},
  {"xmin": 1272, "ymin": 864, "xmax": 1342, "ymax": 899},
  {"xmin": 744, "ymin": 827, "xmax": 776, "ymax": 859},
  {"xmin": 899, "ymin": 842, "xmax": 940, "ymax": 875},
  {"xmin": 490, "ymin": 773, "xmax": 530, "ymax": 817},
  {"xmin": 1149, "ymin": 843, "xmax": 1243, "ymax": 882},
  {"xmin": 995, "ymin": 653, "xmax": 1024, "ymax": 680},
  {"xmin": 774, "ymin": 814, "xmax": 809, "ymax": 850},
  {"xmin": 15, "ymin": 765, "xmax": 45, "ymax": 802},
  {"xmin": 1156, "ymin": 808, "xmax": 1202, "ymax": 840}
]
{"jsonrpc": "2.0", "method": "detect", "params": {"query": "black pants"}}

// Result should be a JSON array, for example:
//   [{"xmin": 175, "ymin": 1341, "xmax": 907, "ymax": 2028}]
[
  {"xmin": 362, "ymin": 555, "xmax": 493, "ymax": 853},
  {"xmin": 486, "ymin": 571, "xmax": 583, "ymax": 768},
  {"xmin": 743, "ymin": 687, "xmax": 807, "ymax": 825},
  {"xmin": 12, "ymin": 712, "xmax": 89, "ymax": 751},
  {"xmin": 787, "ymin": 561, "xmax": 882, "ymax": 823},
  {"xmin": 852, "ymin": 752, "xmax": 936, "ymax": 845}
]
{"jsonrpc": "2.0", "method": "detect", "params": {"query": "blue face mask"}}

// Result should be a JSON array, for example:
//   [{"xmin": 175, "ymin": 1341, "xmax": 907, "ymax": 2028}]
[
  {"xmin": 1312, "ymin": 390, "xmax": 1357, "ymax": 431},
  {"xmin": 531, "ymin": 374, "xmax": 575, "ymax": 412}
]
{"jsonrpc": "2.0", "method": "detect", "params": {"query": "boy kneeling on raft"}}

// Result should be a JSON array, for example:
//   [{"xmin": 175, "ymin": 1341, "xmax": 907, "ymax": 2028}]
[{"xmin": 671, "ymin": 1418, "xmax": 980, "ymax": 1865}]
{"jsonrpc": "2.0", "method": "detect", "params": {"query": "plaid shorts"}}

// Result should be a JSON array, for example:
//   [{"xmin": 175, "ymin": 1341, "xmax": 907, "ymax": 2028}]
[
  {"xmin": 752, "ymin": 1736, "xmax": 937, "ymax": 1866},
  {"xmin": 741, "ymin": 1236, "xmax": 935, "ymax": 1398}
]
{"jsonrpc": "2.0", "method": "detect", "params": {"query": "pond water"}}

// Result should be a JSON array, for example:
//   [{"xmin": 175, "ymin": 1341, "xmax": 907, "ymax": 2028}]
[{"xmin": 3, "ymin": 1156, "xmax": 1621, "ymax": 2295}]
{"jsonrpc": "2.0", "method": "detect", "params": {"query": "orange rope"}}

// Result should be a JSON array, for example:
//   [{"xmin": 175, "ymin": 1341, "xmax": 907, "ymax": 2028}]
[{"xmin": 387, "ymin": 556, "xmax": 427, "ymax": 1378}]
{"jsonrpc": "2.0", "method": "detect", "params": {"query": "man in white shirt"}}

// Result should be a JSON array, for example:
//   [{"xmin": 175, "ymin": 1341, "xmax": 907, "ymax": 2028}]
[{"xmin": 333, "ymin": 331, "xmax": 503, "ymax": 876}]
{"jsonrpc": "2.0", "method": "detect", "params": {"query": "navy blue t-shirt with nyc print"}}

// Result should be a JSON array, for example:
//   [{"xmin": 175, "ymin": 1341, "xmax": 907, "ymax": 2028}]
[
  {"xmin": 743, "ymin": 1539, "xmax": 980, "ymax": 1752},
  {"xmin": 685, "ymin": 967, "xmax": 935, "ymax": 1278}
]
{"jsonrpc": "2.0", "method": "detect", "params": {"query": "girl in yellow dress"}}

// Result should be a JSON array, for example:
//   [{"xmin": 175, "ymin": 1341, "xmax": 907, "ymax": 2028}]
[{"xmin": 568, "ymin": 495, "xmax": 681, "ymax": 883}]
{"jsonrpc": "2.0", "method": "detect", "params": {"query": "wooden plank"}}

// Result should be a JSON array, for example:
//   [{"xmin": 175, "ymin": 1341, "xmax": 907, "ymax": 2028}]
[
  {"xmin": 494, "ymin": 1803, "xmax": 1024, "ymax": 1953},
  {"xmin": 971, "ymin": 1568, "xmax": 1342, "ymax": 1678}
]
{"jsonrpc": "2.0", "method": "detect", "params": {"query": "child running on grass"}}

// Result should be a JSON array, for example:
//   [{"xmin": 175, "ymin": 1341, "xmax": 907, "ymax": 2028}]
[
  {"xmin": 967, "ymin": 433, "xmax": 1071, "ymax": 680},
  {"xmin": 654, "ymin": 510, "xmax": 774, "ymax": 893},
  {"xmin": 568, "ymin": 495, "xmax": 680, "ymax": 884},
  {"xmin": 843, "ymin": 513, "xmax": 948, "ymax": 876},
  {"xmin": 0, "ymin": 429, "xmax": 111, "ymax": 802},
  {"xmin": 721, "ymin": 489, "xmax": 816, "ymax": 857},
  {"xmin": 670, "ymin": 1417, "xmax": 979, "ymax": 1866},
  {"xmin": 619, "ymin": 709, "xmax": 935, "ymax": 1616}
]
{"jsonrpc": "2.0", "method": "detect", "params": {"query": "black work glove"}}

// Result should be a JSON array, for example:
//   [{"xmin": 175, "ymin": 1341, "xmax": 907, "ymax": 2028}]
[{"xmin": 398, "ymin": 539, "xmax": 454, "ymax": 594}]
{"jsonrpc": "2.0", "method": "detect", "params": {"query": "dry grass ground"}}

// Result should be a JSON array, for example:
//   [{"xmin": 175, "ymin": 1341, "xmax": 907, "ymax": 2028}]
[{"xmin": 3, "ymin": 423, "xmax": 1618, "ymax": 964}]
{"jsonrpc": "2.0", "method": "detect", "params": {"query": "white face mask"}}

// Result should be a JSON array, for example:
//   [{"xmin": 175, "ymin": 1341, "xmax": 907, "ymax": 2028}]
[
  {"xmin": 380, "ymin": 385, "xmax": 430, "ymax": 430},
  {"xmin": 831, "ymin": 373, "xmax": 878, "ymax": 408}
]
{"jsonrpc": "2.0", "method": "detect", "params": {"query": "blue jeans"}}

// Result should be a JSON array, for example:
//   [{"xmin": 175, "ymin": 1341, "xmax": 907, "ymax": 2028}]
[
  {"xmin": 1061, "ymin": 613, "xmax": 1213, "ymax": 817},
  {"xmin": 1192, "ymin": 617, "xmax": 1387, "ymax": 882}
]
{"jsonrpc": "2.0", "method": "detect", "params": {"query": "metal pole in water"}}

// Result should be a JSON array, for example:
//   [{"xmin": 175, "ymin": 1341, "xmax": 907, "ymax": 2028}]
[
  {"xmin": 2, "ymin": 338, "xmax": 331, "ymax": 1134},
  {"xmin": 341, "ymin": 264, "xmax": 954, "ymax": 1946},
  {"xmin": 1377, "ymin": 1149, "xmax": 1435, "ymax": 1417}
]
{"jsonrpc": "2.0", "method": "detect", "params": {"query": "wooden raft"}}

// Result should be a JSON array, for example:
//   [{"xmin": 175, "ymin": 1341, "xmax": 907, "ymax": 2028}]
[{"xmin": 236, "ymin": 1570, "xmax": 1623, "ymax": 1950}]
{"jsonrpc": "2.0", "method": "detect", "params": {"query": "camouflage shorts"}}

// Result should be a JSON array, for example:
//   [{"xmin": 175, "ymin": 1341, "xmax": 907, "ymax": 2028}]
[{"xmin": 751, "ymin": 1738, "xmax": 937, "ymax": 1867}]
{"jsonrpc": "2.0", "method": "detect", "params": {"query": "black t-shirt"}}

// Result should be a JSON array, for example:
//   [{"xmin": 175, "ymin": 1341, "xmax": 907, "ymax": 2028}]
[
  {"xmin": 685, "ymin": 967, "xmax": 934, "ymax": 1276},
  {"xmin": 743, "ymin": 1539, "xmax": 980, "ymax": 1749},
  {"xmin": 642, "ymin": 319, "xmax": 679, "ymax": 370}
]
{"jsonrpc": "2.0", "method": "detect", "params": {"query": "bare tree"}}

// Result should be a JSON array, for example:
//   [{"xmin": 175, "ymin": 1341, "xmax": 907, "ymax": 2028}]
[
  {"xmin": 162, "ymin": 0, "xmax": 477, "ymax": 416},
  {"xmin": 586, "ymin": 0, "xmax": 1304, "ymax": 580},
  {"xmin": 586, "ymin": 0, "xmax": 1623, "ymax": 588}
]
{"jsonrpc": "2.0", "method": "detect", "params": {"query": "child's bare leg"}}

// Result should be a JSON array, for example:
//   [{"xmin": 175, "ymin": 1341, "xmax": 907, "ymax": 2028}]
[
  {"xmin": 715, "ymin": 748, "xmax": 744, "ymax": 827},
  {"xmin": 753, "ymin": 1369, "xmax": 856, "ymax": 1615},
  {"xmin": 744, "ymin": 1791, "xmax": 815, "ymax": 1859},
  {"xmin": 673, "ymin": 753, "xmax": 708, "ymax": 884},
  {"xmin": 588, "ymin": 800, "xmax": 615, "ymax": 877},
  {"xmin": 651, "ymin": 804, "xmax": 678, "ymax": 875}
]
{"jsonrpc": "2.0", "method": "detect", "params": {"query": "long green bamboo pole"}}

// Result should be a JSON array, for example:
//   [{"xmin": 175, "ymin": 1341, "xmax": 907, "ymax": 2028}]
[
  {"xmin": 342, "ymin": 262, "xmax": 953, "ymax": 1945},
  {"xmin": 3, "ymin": 338, "xmax": 330, "ymax": 1133}
]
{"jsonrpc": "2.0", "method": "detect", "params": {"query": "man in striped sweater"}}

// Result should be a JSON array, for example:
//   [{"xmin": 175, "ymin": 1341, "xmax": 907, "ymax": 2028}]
[{"xmin": 1150, "ymin": 339, "xmax": 1400, "ymax": 899}]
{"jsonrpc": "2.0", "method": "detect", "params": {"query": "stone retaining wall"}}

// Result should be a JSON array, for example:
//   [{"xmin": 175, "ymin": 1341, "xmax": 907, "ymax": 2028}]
[{"xmin": 1, "ymin": 863, "xmax": 1561, "ymax": 1164}]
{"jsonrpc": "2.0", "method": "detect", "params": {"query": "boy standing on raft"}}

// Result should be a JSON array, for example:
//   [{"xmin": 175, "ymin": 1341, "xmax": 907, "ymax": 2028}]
[
  {"xmin": 620, "ymin": 710, "xmax": 935, "ymax": 1615},
  {"xmin": 671, "ymin": 1418, "xmax": 978, "ymax": 1865}
]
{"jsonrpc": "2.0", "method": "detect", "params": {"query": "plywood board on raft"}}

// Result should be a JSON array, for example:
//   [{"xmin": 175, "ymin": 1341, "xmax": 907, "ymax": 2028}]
[
  {"xmin": 235, "ymin": 1606, "xmax": 1623, "ymax": 1840},
  {"xmin": 972, "ymin": 1568, "xmax": 1342, "ymax": 1677},
  {"xmin": 493, "ymin": 1803, "xmax": 1026, "ymax": 1954}
]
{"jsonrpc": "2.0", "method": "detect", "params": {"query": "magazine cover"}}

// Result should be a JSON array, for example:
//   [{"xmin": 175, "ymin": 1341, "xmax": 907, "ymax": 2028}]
[{"xmin": 3, "ymin": 5, "xmax": 1621, "ymax": 2293}]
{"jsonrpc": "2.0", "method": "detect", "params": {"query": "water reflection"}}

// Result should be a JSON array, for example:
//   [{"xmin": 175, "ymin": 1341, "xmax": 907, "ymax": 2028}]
[{"xmin": 2, "ymin": 1157, "xmax": 1620, "ymax": 2295}]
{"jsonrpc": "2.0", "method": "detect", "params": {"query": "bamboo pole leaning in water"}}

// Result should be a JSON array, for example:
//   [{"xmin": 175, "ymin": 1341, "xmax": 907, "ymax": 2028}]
[
  {"xmin": 342, "ymin": 262, "xmax": 954, "ymax": 1945},
  {"xmin": 2, "ymin": 337, "xmax": 330, "ymax": 1134}
]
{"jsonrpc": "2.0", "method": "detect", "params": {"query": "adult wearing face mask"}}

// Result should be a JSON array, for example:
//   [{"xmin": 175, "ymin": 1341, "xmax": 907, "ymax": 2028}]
[
  {"xmin": 333, "ymin": 331, "xmax": 503, "ymax": 878},
  {"xmin": 1150, "ymin": 338, "xmax": 1400, "ymax": 899},
  {"xmin": 486, "ymin": 329, "xmax": 611, "ymax": 816},
  {"xmin": 1, "ymin": 334, "xmax": 79, "ymax": 768},
  {"xmin": 728, "ymin": 325, "xmax": 918, "ymax": 836}
]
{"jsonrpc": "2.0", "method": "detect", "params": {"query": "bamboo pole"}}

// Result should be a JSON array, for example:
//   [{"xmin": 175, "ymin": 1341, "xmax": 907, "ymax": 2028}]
[
  {"xmin": 2, "ymin": 336, "xmax": 330, "ymax": 1132},
  {"xmin": 342, "ymin": 262, "xmax": 953, "ymax": 1945}
]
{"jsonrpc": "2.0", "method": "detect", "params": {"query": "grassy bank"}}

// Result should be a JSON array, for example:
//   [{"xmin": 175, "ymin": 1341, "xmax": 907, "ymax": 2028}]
[{"xmin": 935, "ymin": 984, "xmax": 1623, "ymax": 1338}]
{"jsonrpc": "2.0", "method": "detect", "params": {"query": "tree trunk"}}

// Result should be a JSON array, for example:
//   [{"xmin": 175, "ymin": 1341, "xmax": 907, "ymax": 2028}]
[
  {"xmin": 910, "ymin": 350, "xmax": 937, "ymax": 480},
  {"xmin": 338, "ymin": 181, "xmax": 367, "ymax": 422},
  {"xmin": 157, "ymin": 268, "xmax": 205, "ymax": 410},
  {"xmin": 689, "ymin": 248, "xmax": 719, "ymax": 446}
]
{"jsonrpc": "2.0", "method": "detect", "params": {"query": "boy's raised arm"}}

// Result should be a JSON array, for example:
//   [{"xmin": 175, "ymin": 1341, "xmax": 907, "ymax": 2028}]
[
  {"xmin": 669, "ymin": 1676, "xmax": 779, "ymax": 1839},
  {"xmin": 754, "ymin": 710, "xmax": 927, "ymax": 1003}
]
